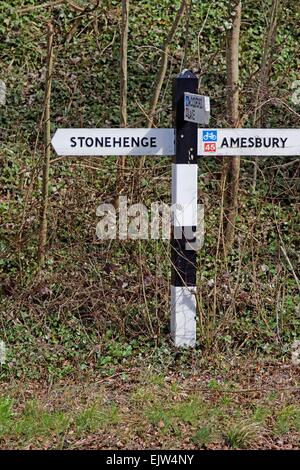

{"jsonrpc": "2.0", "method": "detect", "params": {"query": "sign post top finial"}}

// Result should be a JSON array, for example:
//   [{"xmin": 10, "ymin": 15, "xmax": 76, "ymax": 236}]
[{"xmin": 177, "ymin": 69, "xmax": 197, "ymax": 79}]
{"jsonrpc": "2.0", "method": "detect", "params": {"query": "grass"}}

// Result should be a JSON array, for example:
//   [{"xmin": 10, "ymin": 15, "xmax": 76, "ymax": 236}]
[
  {"xmin": 0, "ymin": 396, "xmax": 121, "ymax": 449},
  {"xmin": 252, "ymin": 406, "xmax": 271, "ymax": 424},
  {"xmin": 15, "ymin": 403, "xmax": 70, "ymax": 441},
  {"xmin": 75, "ymin": 403, "xmax": 120, "ymax": 433},
  {"xmin": 275, "ymin": 405, "xmax": 300, "ymax": 436},
  {"xmin": 0, "ymin": 367, "xmax": 299, "ymax": 449},
  {"xmin": 224, "ymin": 421, "xmax": 260, "ymax": 449},
  {"xmin": 0, "ymin": 397, "xmax": 13, "ymax": 435},
  {"xmin": 0, "ymin": 398, "xmax": 71, "ymax": 445},
  {"xmin": 192, "ymin": 426, "xmax": 213, "ymax": 448},
  {"xmin": 145, "ymin": 396, "xmax": 206, "ymax": 433}
]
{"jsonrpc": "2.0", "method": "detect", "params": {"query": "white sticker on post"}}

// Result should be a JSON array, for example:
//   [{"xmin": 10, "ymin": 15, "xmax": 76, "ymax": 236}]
[
  {"xmin": 204, "ymin": 96, "xmax": 210, "ymax": 112},
  {"xmin": 184, "ymin": 93, "xmax": 210, "ymax": 125}
]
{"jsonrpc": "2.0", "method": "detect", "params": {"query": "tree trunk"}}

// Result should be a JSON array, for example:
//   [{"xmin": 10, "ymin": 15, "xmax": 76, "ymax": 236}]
[
  {"xmin": 117, "ymin": 0, "xmax": 129, "ymax": 180},
  {"xmin": 182, "ymin": 0, "xmax": 192, "ymax": 70},
  {"xmin": 38, "ymin": 23, "xmax": 54, "ymax": 267},
  {"xmin": 223, "ymin": 0, "xmax": 242, "ymax": 251},
  {"xmin": 138, "ymin": 0, "xmax": 186, "ymax": 172},
  {"xmin": 252, "ymin": 0, "xmax": 280, "ymax": 192}
]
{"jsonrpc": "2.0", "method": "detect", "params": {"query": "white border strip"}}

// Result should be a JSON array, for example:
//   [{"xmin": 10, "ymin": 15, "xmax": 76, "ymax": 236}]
[
  {"xmin": 171, "ymin": 286, "xmax": 197, "ymax": 347},
  {"xmin": 171, "ymin": 164, "xmax": 198, "ymax": 227}
]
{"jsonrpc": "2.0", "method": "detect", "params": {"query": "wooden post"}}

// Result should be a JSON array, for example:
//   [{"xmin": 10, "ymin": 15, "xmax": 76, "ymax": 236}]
[{"xmin": 171, "ymin": 70, "xmax": 198, "ymax": 347}]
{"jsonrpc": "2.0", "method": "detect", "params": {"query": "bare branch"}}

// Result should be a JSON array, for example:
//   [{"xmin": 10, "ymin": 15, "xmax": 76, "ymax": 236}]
[{"xmin": 38, "ymin": 23, "xmax": 54, "ymax": 267}]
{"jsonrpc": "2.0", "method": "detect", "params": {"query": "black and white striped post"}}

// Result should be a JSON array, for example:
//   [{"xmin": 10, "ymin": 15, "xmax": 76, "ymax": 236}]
[{"xmin": 171, "ymin": 70, "xmax": 198, "ymax": 347}]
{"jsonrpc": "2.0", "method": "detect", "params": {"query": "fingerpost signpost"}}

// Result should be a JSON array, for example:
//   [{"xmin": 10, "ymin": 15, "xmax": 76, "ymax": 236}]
[{"xmin": 51, "ymin": 69, "xmax": 300, "ymax": 348}]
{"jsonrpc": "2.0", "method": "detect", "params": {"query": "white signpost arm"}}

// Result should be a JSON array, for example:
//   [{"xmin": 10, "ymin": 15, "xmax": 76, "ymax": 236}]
[
  {"xmin": 198, "ymin": 128, "xmax": 300, "ymax": 156},
  {"xmin": 51, "ymin": 128, "xmax": 175, "ymax": 156}
]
